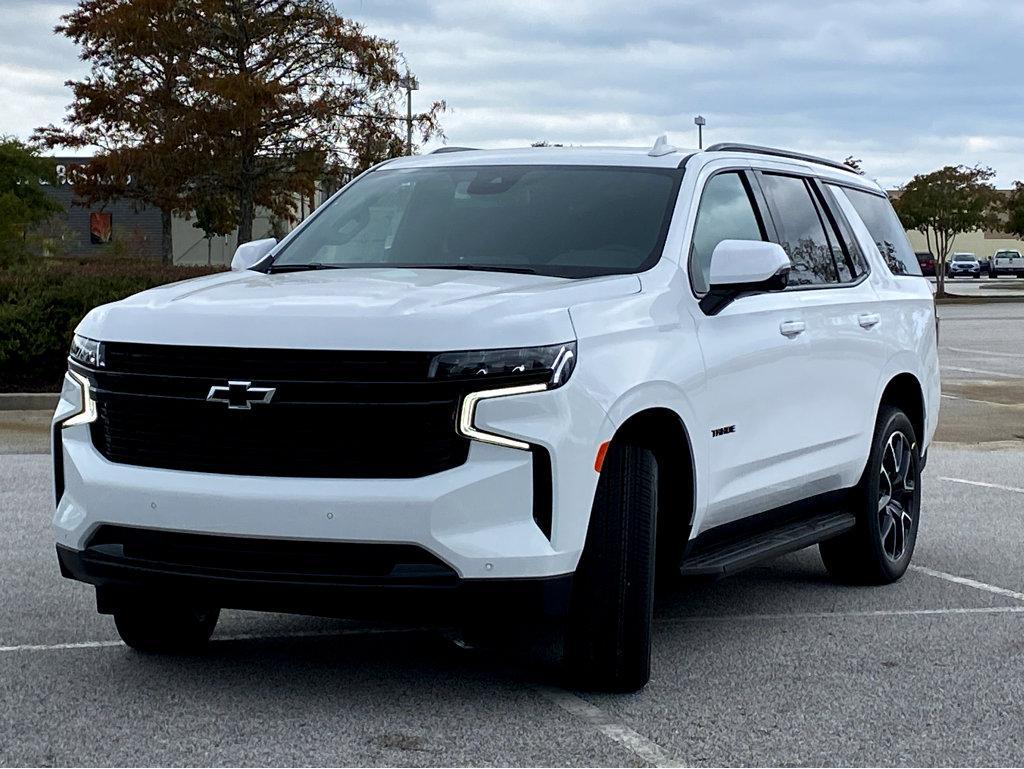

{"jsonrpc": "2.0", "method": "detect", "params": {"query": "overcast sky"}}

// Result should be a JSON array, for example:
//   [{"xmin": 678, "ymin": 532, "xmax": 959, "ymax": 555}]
[{"xmin": 3, "ymin": 0, "xmax": 1022, "ymax": 188}]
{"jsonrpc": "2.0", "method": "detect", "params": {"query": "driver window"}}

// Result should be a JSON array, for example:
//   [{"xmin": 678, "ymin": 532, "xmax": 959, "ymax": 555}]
[{"xmin": 689, "ymin": 172, "xmax": 766, "ymax": 294}]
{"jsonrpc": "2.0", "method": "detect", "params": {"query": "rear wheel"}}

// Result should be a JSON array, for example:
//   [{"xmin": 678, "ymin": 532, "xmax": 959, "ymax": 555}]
[
  {"xmin": 820, "ymin": 407, "xmax": 921, "ymax": 584},
  {"xmin": 114, "ymin": 603, "xmax": 219, "ymax": 653},
  {"xmin": 564, "ymin": 443, "xmax": 657, "ymax": 692}
]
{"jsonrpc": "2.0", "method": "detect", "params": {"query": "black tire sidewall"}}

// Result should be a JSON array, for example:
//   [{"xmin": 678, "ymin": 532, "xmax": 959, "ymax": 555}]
[{"xmin": 565, "ymin": 443, "xmax": 657, "ymax": 691}]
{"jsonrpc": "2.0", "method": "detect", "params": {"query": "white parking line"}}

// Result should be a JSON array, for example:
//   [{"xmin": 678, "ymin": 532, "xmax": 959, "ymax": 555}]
[
  {"xmin": 0, "ymin": 626, "xmax": 422, "ymax": 654},
  {"xmin": 945, "ymin": 346, "xmax": 1024, "ymax": 359},
  {"xmin": 939, "ymin": 476, "xmax": 1024, "ymax": 495},
  {"xmin": 537, "ymin": 687, "xmax": 685, "ymax": 768},
  {"xmin": 941, "ymin": 365, "xmax": 1018, "ymax": 379},
  {"xmin": 910, "ymin": 565, "xmax": 1024, "ymax": 604},
  {"xmin": 659, "ymin": 605, "xmax": 1024, "ymax": 624}
]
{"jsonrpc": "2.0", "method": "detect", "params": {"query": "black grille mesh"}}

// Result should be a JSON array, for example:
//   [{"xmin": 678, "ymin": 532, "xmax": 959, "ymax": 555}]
[{"xmin": 86, "ymin": 343, "xmax": 471, "ymax": 478}]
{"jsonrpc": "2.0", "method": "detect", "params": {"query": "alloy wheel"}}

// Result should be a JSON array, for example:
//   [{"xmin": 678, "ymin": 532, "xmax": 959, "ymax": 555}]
[{"xmin": 877, "ymin": 430, "xmax": 916, "ymax": 561}]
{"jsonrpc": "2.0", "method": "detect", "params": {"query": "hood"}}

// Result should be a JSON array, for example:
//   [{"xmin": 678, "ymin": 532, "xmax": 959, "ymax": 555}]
[{"xmin": 78, "ymin": 267, "xmax": 641, "ymax": 350}]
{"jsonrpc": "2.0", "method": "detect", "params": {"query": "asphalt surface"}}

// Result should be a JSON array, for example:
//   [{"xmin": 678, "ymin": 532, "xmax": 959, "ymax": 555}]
[{"xmin": 2, "ymin": 302, "xmax": 1023, "ymax": 766}]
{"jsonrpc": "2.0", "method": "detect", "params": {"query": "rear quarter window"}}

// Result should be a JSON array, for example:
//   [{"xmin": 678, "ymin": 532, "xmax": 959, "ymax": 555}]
[{"xmin": 835, "ymin": 186, "xmax": 922, "ymax": 276}]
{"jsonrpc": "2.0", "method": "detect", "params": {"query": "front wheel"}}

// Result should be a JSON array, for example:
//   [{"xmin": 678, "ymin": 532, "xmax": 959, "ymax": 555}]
[
  {"xmin": 820, "ymin": 407, "xmax": 921, "ymax": 584},
  {"xmin": 564, "ymin": 443, "xmax": 657, "ymax": 692},
  {"xmin": 114, "ymin": 603, "xmax": 220, "ymax": 653}
]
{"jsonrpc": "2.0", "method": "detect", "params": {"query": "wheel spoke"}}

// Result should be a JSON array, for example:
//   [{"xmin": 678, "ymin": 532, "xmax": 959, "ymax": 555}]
[
  {"xmin": 892, "ymin": 506, "xmax": 905, "ymax": 559},
  {"xmin": 880, "ymin": 513, "xmax": 895, "ymax": 556}
]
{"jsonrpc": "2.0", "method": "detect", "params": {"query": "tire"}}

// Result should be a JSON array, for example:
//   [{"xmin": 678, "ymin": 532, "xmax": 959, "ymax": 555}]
[
  {"xmin": 819, "ymin": 407, "xmax": 921, "ymax": 584},
  {"xmin": 114, "ymin": 604, "xmax": 220, "ymax": 653},
  {"xmin": 564, "ymin": 443, "xmax": 657, "ymax": 692},
  {"xmin": 974, "ymin": 273, "xmax": 980, "ymax": 279}
]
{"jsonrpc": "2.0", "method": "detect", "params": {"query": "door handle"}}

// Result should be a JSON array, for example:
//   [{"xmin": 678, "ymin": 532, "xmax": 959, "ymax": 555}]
[
  {"xmin": 779, "ymin": 320, "xmax": 805, "ymax": 337},
  {"xmin": 858, "ymin": 313, "xmax": 881, "ymax": 329}
]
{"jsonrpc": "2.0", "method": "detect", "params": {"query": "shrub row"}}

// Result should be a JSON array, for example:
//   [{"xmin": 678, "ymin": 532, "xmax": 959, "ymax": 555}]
[{"xmin": 0, "ymin": 260, "xmax": 224, "ymax": 392}]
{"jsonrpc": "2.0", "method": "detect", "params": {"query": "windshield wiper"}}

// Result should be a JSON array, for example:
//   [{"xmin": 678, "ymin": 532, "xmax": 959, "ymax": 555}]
[
  {"xmin": 393, "ymin": 263, "xmax": 539, "ymax": 275},
  {"xmin": 268, "ymin": 263, "xmax": 348, "ymax": 274}
]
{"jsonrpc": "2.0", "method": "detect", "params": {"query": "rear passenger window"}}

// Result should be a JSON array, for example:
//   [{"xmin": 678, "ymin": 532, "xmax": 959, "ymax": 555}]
[
  {"xmin": 689, "ymin": 172, "xmax": 766, "ymax": 294},
  {"xmin": 837, "ymin": 186, "xmax": 922, "ymax": 276},
  {"xmin": 759, "ymin": 173, "xmax": 839, "ymax": 286},
  {"xmin": 819, "ymin": 186, "xmax": 870, "ymax": 280}
]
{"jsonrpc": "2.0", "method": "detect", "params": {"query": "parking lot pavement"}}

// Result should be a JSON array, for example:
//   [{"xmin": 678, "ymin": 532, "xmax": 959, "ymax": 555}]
[
  {"xmin": 934, "ymin": 301, "xmax": 1024, "ymax": 443},
  {"xmin": 931, "ymin": 275, "xmax": 1024, "ymax": 297},
  {"xmin": 2, "ymin": 446, "xmax": 1024, "ymax": 765},
  {"xmin": 2, "ymin": 298, "xmax": 1022, "ymax": 766}
]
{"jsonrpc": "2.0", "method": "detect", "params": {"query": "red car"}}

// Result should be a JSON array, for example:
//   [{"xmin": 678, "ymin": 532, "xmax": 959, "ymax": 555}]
[{"xmin": 915, "ymin": 252, "xmax": 935, "ymax": 276}]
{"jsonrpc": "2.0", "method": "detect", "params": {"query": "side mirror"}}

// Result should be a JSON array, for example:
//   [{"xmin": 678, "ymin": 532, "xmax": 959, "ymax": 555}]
[
  {"xmin": 701, "ymin": 240, "xmax": 792, "ymax": 315},
  {"xmin": 709, "ymin": 240, "xmax": 791, "ymax": 290},
  {"xmin": 230, "ymin": 238, "xmax": 277, "ymax": 271}
]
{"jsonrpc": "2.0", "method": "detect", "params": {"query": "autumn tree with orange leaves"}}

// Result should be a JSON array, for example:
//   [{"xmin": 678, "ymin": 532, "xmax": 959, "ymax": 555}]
[{"xmin": 37, "ymin": 0, "xmax": 444, "ymax": 261}]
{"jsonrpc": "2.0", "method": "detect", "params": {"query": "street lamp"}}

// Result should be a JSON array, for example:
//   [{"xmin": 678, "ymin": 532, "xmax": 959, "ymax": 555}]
[
  {"xmin": 401, "ymin": 73, "xmax": 419, "ymax": 156},
  {"xmin": 694, "ymin": 115, "xmax": 706, "ymax": 149}
]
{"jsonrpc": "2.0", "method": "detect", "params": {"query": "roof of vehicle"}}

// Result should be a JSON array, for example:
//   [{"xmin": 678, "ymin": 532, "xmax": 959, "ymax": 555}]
[{"xmin": 380, "ymin": 139, "xmax": 885, "ymax": 194}]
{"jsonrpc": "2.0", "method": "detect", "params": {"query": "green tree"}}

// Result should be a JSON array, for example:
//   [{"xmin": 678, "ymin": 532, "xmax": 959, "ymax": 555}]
[
  {"xmin": 182, "ymin": 0, "xmax": 445, "ymax": 244},
  {"xmin": 38, "ymin": 0, "xmax": 444, "ymax": 258},
  {"xmin": 1001, "ymin": 182, "xmax": 1024, "ymax": 241},
  {"xmin": 193, "ymin": 197, "xmax": 236, "ymax": 265},
  {"xmin": 35, "ymin": 0, "xmax": 199, "ymax": 263},
  {"xmin": 892, "ymin": 165, "xmax": 998, "ymax": 297},
  {"xmin": 0, "ymin": 137, "xmax": 63, "ymax": 265}
]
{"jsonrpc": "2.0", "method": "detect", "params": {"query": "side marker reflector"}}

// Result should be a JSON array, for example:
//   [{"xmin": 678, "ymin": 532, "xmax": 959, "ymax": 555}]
[{"xmin": 594, "ymin": 441, "xmax": 610, "ymax": 473}]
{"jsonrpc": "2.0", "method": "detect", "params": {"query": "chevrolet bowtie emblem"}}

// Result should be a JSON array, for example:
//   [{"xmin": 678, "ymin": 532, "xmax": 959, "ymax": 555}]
[{"xmin": 206, "ymin": 380, "xmax": 276, "ymax": 410}]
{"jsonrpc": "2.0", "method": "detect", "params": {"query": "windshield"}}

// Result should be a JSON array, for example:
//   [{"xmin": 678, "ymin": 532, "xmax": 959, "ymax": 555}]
[
  {"xmin": 954, "ymin": 255, "xmax": 974, "ymax": 261},
  {"xmin": 270, "ymin": 165, "xmax": 682, "ymax": 278}
]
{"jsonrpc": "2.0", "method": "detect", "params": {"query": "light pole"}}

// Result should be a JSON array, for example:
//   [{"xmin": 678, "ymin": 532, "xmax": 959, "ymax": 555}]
[
  {"xmin": 694, "ymin": 115, "xmax": 706, "ymax": 149},
  {"xmin": 401, "ymin": 73, "xmax": 419, "ymax": 155}
]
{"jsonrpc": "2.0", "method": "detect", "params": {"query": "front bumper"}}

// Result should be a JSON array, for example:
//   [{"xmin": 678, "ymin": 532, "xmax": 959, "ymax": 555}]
[
  {"xmin": 56, "ymin": 541, "xmax": 573, "ymax": 620},
  {"xmin": 53, "ymin": 370, "xmax": 611, "ymax": 585}
]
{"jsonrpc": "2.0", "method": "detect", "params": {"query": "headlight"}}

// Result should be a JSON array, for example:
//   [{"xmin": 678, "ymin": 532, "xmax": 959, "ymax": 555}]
[
  {"xmin": 429, "ymin": 342, "xmax": 576, "ymax": 387},
  {"xmin": 444, "ymin": 342, "xmax": 577, "ymax": 451},
  {"xmin": 69, "ymin": 334, "xmax": 104, "ymax": 368}
]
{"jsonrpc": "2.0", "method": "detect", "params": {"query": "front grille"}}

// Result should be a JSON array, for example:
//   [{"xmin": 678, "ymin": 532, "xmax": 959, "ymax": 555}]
[
  {"xmin": 83, "ymin": 343, "xmax": 477, "ymax": 478},
  {"xmin": 85, "ymin": 525, "xmax": 457, "ymax": 584}
]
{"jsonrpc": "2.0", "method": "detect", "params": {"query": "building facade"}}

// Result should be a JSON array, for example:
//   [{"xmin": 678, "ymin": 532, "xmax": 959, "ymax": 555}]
[{"xmin": 40, "ymin": 157, "xmax": 336, "ymax": 265}]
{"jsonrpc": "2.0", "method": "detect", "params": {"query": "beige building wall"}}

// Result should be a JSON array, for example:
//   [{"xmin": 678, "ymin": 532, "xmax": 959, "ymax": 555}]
[{"xmin": 904, "ymin": 229, "xmax": 1024, "ymax": 261}]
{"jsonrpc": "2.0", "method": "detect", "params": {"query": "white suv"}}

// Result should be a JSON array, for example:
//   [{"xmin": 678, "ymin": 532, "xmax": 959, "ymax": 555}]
[{"xmin": 53, "ymin": 140, "xmax": 939, "ymax": 691}]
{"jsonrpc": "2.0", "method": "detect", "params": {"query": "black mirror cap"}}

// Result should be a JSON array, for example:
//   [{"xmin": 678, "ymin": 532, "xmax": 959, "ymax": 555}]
[{"xmin": 699, "ymin": 266, "xmax": 790, "ymax": 316}]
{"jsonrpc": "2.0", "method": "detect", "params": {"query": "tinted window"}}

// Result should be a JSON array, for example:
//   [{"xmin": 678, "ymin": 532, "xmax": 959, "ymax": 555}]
[
  {"xmin": 818, "ymin": 186, "xmax": 870, "ymax": 281},
  {"xmin": 271, "ymin": 165, "xmax": 681, "ymax": 279},
  {"xmin": 689, "ymin": 172, "xmax": 765, "ymax": 293},
  {"xmin": 759, "ymin": 174, "xmax": 839, "ymax": 286},
  {"xmin": 839, "ymin": 186, "xmax": 922, "ymax": 276}
]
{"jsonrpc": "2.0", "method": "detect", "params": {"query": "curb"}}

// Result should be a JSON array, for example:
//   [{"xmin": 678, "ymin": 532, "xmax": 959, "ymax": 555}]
[{"xmin": 0, "ymin": 393, "xmax": 59, "ymax": 411}]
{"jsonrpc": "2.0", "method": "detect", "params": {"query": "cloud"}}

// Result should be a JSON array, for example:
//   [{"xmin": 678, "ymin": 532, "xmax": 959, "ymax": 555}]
[{"xmin": 2, "ymin": 0, "xmax": 1021, "ymax": 186}]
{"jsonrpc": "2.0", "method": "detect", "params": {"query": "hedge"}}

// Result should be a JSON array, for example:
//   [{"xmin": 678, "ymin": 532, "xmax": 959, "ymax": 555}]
[{"xmin": 0, "ymin": 260, "xmax": 224, "ymax": 393}]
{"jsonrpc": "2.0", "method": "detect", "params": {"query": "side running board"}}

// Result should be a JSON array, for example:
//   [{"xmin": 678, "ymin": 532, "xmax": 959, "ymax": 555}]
[{"xmin": 680, "ymin": 511, "xmax": 856, "ymax": 577}]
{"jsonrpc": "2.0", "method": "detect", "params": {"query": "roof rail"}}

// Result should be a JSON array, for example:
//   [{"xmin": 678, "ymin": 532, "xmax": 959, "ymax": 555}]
[
  {"xmin": 430, "ymin": 146, "xmax": 478, "ymax": 154},
  {"xmin": 703, "ymin": 143, "xmax": 858, "ymax": 175}
]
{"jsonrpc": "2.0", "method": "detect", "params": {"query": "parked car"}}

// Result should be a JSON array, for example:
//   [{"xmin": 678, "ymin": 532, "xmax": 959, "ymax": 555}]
[
  {"xmin": 915, "ymin": 251, "xmax": 936, "ymax": 276},
  {"xmin": 947, "ymin": 252, "xmax": 981, "ymax": 279},
  {"xmin": 53, "ymin": 141, "xmax": 940, "ymax": 692},
  {"xmin": 991, "ymin": 249, "xmax": 1024, "ymax": 278},
  {"xmin": 978, "ymin": 255, "xmax": 993, "ymax": 276}
]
